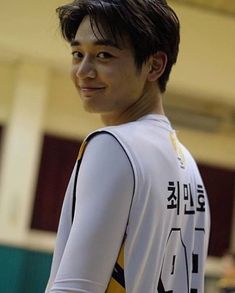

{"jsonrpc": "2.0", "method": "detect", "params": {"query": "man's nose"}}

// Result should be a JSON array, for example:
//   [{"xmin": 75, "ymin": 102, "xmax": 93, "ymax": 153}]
[{"xmin": 75, "ymin": 56, "xmax": 97, "ymax": 79}]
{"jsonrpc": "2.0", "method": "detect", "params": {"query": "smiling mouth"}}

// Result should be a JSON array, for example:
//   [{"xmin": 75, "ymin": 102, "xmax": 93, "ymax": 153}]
[
  {"xmin": 79, "ymin": 87, "xmax": 106, "ymax": 96},
  {"xmin": 81, "ymin": 87, "xmax": 105, "ymax": 92}
]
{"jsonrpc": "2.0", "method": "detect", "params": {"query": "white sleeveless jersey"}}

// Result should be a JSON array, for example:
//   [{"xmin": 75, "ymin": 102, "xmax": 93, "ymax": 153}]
[
  {"xmin": 46, "ymin": 114, "xmax": 210, "ymax": 293},
  {"xmin": 101, "ymin": 115, "xmax": 210, "ymax": 293}
]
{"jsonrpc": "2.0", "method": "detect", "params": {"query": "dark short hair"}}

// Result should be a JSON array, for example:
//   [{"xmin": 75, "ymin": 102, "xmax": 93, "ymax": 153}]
[{"xmin": 56, "ymin": 0, "xmax": 180, "ymax": 93}]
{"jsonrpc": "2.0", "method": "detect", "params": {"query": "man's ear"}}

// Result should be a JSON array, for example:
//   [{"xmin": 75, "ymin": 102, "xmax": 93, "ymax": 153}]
[{"xmin": 148, "ymin": 51, "xmax": 168, "ymax": 82}]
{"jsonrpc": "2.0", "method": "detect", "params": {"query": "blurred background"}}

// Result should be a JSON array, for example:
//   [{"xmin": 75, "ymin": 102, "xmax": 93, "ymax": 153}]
[{"xmin": 0, "ymin": 0, "xmax": 234, "ymax": 292}]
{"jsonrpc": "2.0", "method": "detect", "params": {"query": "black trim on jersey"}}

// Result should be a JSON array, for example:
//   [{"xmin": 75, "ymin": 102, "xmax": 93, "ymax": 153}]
[
  {"xmin": 72, "ymin": 159, "xmax": 81, "ymax": 223},
  {"xmin": 112, "ymin": 263, "xmax": 125, "ymax": 288}
]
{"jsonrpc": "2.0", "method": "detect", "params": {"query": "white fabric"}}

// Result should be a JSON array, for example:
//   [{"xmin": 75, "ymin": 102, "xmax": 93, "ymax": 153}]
[
  {"xmin": 46, "ymin": 133, "xmax": 134, "ymax": 293},
  {"xmin": 46, "ymin": 114, "xmax": 210, "ymax": 293}
]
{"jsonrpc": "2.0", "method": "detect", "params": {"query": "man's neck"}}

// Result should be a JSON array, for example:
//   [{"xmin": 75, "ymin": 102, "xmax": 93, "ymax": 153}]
[{"xmin": 101, "ymin": 87, "xmax": 165, "ymax": 126}]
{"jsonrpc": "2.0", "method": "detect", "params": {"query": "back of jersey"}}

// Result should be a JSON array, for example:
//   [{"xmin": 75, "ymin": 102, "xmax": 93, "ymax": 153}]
[
  {"xmin": 156, "ymin": 132, "xmax": 210, "ymax": 293},
  {"xmin": 108, "ymin": 115, "xmax": 210, "ymax": 293}
]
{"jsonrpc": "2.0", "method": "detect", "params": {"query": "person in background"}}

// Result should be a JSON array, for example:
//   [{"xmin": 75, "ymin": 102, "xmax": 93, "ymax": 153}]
[{"xmin": 45, "ymin": 1, "xmax": 210, "ymax": 292}]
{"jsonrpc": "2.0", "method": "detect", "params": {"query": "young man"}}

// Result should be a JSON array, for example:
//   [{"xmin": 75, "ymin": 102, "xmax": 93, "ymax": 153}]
[{"xmin": 46, "ymin": 1, "xmax": 210, "ymax": 292}]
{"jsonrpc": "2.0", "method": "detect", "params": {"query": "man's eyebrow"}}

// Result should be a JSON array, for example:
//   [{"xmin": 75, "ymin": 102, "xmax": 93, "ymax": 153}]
[{"xmin": 70, "ymin": 39, "xmax": 121, "ymax": 49}]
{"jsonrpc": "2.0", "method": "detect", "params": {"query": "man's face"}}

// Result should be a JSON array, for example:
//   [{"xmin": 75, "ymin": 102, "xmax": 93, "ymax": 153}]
[{"xmin": 70, "ymin": 16, "xmax": 150, "ymax": 116}]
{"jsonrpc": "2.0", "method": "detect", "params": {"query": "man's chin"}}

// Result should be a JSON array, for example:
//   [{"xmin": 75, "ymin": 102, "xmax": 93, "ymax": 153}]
[
  {"xmin": 82, "ymin": 102, "xmax": 102, "ymax": 114},
  {"xmin": 81, "ymin": 100, "xmax": 114, "ymax": 116}
]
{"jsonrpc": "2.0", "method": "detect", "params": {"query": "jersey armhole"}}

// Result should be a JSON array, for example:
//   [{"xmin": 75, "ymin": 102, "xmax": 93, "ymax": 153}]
[{"xmin": 71, "ymin": 130, "xmax": 136, "ymax": 240}]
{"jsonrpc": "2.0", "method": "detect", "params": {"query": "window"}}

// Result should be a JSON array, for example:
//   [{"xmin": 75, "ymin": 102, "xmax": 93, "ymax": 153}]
[
  {"xmin": 31, "ymin": 134, "xmax": 82, "ymax": 232},
  {"xmin": 199, "ymin": 164, "xmax": 235, "ymax": 257}
]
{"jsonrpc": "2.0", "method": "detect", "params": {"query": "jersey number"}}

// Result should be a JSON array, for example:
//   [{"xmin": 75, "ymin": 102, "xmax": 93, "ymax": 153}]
[{"xmin": 157, "ymin": 228, "xmax": 205, "ymax": 293}]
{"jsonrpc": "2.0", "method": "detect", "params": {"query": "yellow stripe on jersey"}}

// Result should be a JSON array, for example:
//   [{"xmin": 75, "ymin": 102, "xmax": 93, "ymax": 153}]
[
  {"xmin": 106, "ymin": 242, "xmax": 126, "ymax": 292},
  {"xmin": 169, "ymin": 131, "xmax": 185, "ymax": 169},
  {"xmin": 77, "ymin": 140, "xmax": 88, "ymax": 160}
]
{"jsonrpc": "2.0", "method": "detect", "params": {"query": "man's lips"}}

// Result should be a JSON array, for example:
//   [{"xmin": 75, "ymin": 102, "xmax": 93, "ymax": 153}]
[
  {"xmin": 80, "ymin": 87, "xmax": 105, "ymax": 91},
  {"xmin": 79, "ymin": 86, "xmax": 106, "ymax": 95}
]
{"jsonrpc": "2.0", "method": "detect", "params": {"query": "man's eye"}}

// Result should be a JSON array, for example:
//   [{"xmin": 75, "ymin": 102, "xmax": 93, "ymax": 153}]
[
  {"xmin": 72, "ymin": 51, "xmax": 83, "ymax": 59},
  {"xmin": 97, "ymin": 52, "xmax": 113, "ymax": 59}
]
